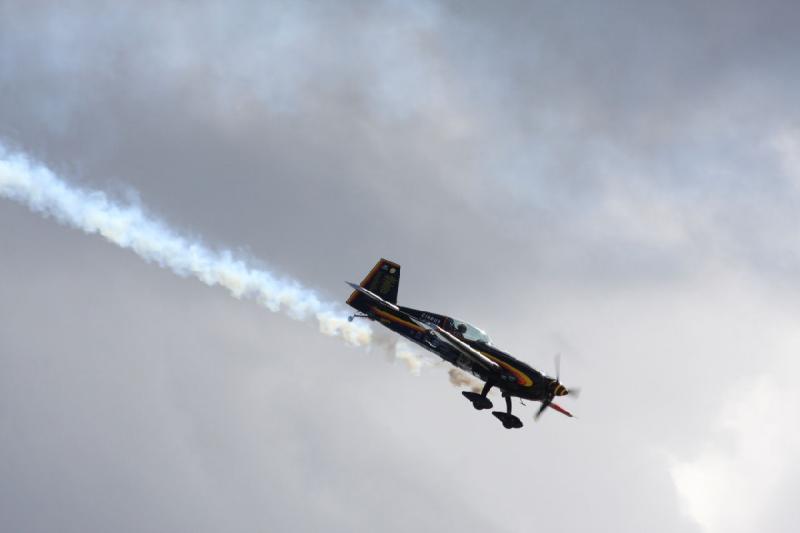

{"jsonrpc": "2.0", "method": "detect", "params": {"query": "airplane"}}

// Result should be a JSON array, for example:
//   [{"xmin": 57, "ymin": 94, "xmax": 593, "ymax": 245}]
[{"xmin": 346, "ymin": 258, "xmax": 578, "ymax": 429}]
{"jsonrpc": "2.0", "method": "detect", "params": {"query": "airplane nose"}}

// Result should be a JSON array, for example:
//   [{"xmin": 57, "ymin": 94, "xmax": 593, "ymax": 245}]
[{"xmin": 554, "ymin": 383, "xmax": 568, "ymax": 396}]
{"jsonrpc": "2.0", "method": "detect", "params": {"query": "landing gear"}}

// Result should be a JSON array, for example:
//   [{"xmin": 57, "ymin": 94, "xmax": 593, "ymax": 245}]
[
  {"xmin": 492, "ymin": 393, "xmax": 523, "ymax": 429},
  {"xmin": 347, "ymin": 313, "xmax": 369, "ymax": 322},
  {"xmin": 462, "ymin": 384, "xmax": 523, "ymax": 428},
  {"xmin": 461, "ymin": 381, "xmax": 493, "ymax": 410}
]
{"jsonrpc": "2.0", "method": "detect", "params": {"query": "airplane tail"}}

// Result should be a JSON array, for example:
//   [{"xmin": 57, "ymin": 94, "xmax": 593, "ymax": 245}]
[{"xmin": 346, "ymin": 258, "xmax": 401, "ymax": 308}]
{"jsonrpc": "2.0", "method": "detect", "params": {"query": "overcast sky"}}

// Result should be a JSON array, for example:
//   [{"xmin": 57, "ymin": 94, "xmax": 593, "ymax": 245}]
[{"xmin": 2, "ymin": 1, "xmax": 800, "ymax": 532}]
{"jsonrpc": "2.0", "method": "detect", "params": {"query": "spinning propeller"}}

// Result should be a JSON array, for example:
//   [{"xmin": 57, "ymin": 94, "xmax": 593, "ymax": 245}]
[{"xmin": 534, "ymin": 353, "xmax": 580, "ymax": 420}]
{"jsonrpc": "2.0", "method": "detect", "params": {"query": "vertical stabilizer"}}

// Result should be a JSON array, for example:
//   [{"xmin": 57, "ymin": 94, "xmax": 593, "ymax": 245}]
[{"xmin": 346, "ymin": 258, "xmax": 401, "ymax": 307}]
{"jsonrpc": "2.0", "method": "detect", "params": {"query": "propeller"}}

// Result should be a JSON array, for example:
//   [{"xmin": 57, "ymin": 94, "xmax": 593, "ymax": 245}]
[
  {"xmin": 555, "ymin": 352, "xmax": 561, "ymax": 381},
  {"xmin": 534, "ymin": 399, "xmax": 551, "ymax": 420},
  {"xmin": 534, "ymin": 353, "xmax": 579, "ymax": 420}
]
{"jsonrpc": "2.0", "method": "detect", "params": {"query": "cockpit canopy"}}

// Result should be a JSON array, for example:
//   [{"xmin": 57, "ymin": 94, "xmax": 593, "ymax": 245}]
[{"xmin": 452, "ymin": 318, "xmax": 492, "ymax": 345}]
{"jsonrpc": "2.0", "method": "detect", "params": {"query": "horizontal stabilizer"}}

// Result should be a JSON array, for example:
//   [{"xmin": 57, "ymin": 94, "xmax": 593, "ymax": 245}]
[{"xmin": 345, "ymin": 282, "xmax": 400, "ymax": 311}]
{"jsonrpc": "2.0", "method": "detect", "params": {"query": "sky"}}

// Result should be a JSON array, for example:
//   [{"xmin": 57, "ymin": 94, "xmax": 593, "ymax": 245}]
[{"xmin": 1, "ymin": 1, "xmax": 800, "ymax": 532}]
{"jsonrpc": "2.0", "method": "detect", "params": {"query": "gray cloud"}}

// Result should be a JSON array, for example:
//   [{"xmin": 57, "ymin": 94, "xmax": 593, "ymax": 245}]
[{"xmin": 2, "ymin": 1, "xmax": 800, "ymax": 532}]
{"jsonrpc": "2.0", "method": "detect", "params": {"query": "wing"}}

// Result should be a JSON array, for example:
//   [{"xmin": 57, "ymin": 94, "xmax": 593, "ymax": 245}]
[
  {"xmin": 405, "ymin": 315, "xmax": 501, "ymax": 373},
  {"xmin": 345, "ymin": 283, "xmax": 501, "ymax": 375}
]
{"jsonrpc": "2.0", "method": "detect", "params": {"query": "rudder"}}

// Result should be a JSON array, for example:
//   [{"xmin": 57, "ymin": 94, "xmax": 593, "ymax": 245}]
[{"xmin": 347, "ymin": 258, "xmax": 401, "ymax": 306}]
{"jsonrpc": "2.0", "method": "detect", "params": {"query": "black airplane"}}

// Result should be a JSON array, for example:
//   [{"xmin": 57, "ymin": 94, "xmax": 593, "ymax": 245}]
[{"xmin": 346, "ymin": 258, "xmax": 578, "ymax": 429}]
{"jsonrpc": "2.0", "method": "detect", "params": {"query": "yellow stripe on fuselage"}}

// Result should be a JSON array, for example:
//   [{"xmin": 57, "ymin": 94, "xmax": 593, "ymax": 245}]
[
  {"xmin": 372, "ymin": 307, "xmax": 426, "ymax": 333},
  {"xmin": 371, "ymin": 308, "xmax": 533, "ymax": 387}
]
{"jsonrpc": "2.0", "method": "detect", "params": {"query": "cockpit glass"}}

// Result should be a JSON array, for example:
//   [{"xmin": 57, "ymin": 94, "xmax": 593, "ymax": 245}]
[{"xmin": 452, "ymin": 319, "xmax": 492, "ymax": 345}]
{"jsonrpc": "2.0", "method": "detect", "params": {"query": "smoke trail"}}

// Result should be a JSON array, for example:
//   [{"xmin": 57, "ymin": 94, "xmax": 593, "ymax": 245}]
[
  {"xmin": 394, "ymin": 341, "xmax": 428, "ymax": 375},
  {"xmin": 0, "ymin": 145, "xmax": 371, "ymax": 346},
  {"xmin": 448, "ymin": 368, "xmax": 483, "ymax": 393}
]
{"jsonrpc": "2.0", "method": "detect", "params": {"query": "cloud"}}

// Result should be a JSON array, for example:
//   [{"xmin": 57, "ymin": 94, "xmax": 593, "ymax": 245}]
[
  {"xmin": 671, "ymin": 376, "xmax": 800, "ymax": 533},
  {"xmin": 771, "ymin": 127, "xmax": 800, "ymax": 189},
  {"xmin": 3, "ymin": 1, "xmax": 800, "ymax": 532}
]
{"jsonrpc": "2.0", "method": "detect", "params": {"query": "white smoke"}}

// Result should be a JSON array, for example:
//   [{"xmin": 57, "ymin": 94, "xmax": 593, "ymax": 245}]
[
  {"xmin": 0, "ymin": 145, "xmax": 371, "ymax": 346},
  {"xmin": 393, "ymin": 340, "xmax": 438, "ymax": 376},
  {"xmin": 0, "ymin": 145, "xmax": 458, "ymax": 378},
  {"xmin": 448, "ymin": 368, "xmax": 483, "ymax": 393}
]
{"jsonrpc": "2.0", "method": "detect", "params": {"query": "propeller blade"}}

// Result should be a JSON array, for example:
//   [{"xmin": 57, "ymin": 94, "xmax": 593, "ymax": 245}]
[
  {"xmin": 534, "ymin": 399, "xmax": 551, "ymax": 420},
  {"xmin": 554, "ymin": 352, "xmax": 561, "ymax": 382},
  {"xmin": 536, "ymin": 354, "xmax": 579, "ymax": 420}
]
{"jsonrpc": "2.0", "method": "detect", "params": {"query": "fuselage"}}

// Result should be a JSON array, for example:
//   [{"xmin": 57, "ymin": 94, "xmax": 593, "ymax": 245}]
[
  {"xmin": 345, "ymin": 258, "xmax": 574, "ymax": 426},
  {"xmin": 353, "ymin": 299, "xmax": 557, "ymax": 402}
]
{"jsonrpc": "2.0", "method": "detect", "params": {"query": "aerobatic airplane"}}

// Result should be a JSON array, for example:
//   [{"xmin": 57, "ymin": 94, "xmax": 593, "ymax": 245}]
[{"xmin": 346, "ymin": 259, "xmax": 578, "ymax": 429}]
